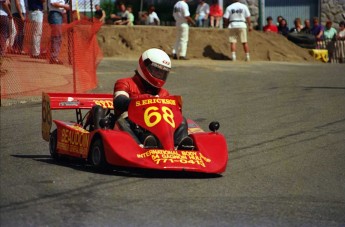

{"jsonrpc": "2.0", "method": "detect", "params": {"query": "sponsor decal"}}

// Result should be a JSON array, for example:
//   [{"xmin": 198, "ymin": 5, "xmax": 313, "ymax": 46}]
[
  {"xmin": 59, "ymin": 101, "xmax": 80, "ymax": 107},
  {"xmin": 93, "ymin": 100, "xmax": 113, "ymax": 109},
  {"xmin": 137, "ymin": 150, "xmax": 211, "ymax": 167},
  {"xmin": 57, "ymin": 127, "xmax": 89, "ymax": 155},
  {"xmin": 135, "ymin": 98, "xmax": 176, "ymax": 107}
]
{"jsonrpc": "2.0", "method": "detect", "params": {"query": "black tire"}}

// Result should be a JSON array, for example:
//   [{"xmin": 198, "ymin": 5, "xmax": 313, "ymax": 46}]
[
  {"xmin": 287, "ymin": 33, "xmax": 316, "ymax": 44},
  {"xmin": 49, "ymin": 129, "xmax": 59, "ymax": 160},
  {"xmin": 287, "ymin": 33, "xmax": 316, "ymax": 49},
  {"xmin": 89, "ymin": 139, "xmax": 109, "ymax": 171}
]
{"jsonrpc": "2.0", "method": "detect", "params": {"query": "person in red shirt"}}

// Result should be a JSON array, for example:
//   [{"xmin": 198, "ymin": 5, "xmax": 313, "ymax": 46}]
[
  {"xmin": 263, "ymin": 16, "xmax": 278, "ymax": 33},
  {"xmin": 113, "ymin": 48, "xmax": 193, "ymax": 149},
  {"xmin": 209, "ymin": 0, "xmax": 223, "ymax": 28}
]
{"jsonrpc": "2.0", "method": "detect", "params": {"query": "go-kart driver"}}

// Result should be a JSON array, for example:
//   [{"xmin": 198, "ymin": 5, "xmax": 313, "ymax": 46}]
[{"xmin": 113, "ymin": 48, "xmax": 194, "ymax": 149}]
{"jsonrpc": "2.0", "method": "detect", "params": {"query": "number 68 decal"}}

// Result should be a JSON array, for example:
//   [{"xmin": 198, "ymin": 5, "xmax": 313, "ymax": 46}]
[{"xmin": 144, "ymin": 106, "xmax": 175, "ymax": 128}]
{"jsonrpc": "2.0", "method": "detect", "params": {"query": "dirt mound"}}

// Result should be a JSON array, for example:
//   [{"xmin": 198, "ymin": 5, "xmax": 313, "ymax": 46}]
[{"xmin": 97, "ymin": 26, "xmax": 316, "ymax": 62}]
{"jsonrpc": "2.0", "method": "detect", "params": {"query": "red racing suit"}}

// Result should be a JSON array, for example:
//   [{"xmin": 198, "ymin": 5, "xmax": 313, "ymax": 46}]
[
  {"xmin": 113, "ymin": 73, "xmax": 188, "ymax": 146},
  {"xmin": 114, "ymin": 74, "xmax": 169, "ymax": 110}
]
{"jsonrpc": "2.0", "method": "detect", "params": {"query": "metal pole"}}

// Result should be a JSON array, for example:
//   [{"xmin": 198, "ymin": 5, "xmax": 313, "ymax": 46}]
[
  {"xmin": 259, "ymin": 0, "xmax": 265, "ymax": 31},
  {"xmin": 90, "ymin": 0, "xmax": 94, "ymax": 22},
  {"xmin": 140, "ymin": 0, "xmax": 143, "ymax": 14}
]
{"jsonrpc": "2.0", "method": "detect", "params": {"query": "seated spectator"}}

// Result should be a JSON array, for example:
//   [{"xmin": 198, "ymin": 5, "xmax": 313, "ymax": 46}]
[
  {"xmin": 209, "ymin": 0, "xmax": 223, "ymax": 28},
  {"xmin": 289, "ymin": 17, "xmax": 303, "ymax": 33},
  {"xmin": 263, "ymin": 16, "xmax": 278, "ymax": 33},
  {"xmin": 195, "ymin": 0, "xmax": 210, "ymax": 27},
  {"xmin": 114, "ymin": 5, "xmax": 134, "ymax": 26},
  {"xmin": 278, "ymin": 19, "xmax": 289, "ymax": 37},
  {"xmin": 94, "ymin": 4, "xmax": 106, "ymax": 23},
  {"xmin": 337, "ymin": 21, "xmax": 345, "ymax": 40},
  {"xmin": 111, "ymin": 3, "xmax": 128, "ymax": 24},
  {"xmin": 323, "ymin": 20, "xmax": 337, "ymax": 40},
  {"xmin": 146, "ymin": 5, "xmax": 160, "ymax": 25},
  {"xmin": 276, "ymin": 15, "xmax": 283, "ymax": 26},
  {"xmin": 311, "ymin": 17, "xmax": 324, "ymax": 41},
  {"xmin": 301, "ymin": 19, "xmax": 312, "ymax": 34}
]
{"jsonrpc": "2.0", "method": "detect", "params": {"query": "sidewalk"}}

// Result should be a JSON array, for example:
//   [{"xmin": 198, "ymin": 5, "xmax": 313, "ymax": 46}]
[{"xmin": 1, "ymin": 54, "xmax": 73, "ymax": 106}]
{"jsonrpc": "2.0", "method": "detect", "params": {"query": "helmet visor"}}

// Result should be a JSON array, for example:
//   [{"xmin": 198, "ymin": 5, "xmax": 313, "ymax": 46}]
[{"xmin": 147, "ymin": 62, "xmax": 170, "ymax": 81}]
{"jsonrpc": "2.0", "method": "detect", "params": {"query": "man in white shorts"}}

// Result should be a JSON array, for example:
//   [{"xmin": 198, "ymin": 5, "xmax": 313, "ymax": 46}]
[
  {"xmin": 223, "ymin": 0, "xmax": 252, "ymax": 61},
  {"xmin": 172, "ymin": 0, "xmax": 195, "ymax": 60}
]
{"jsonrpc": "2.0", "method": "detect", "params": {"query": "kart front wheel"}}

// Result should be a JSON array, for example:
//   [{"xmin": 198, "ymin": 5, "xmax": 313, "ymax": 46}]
[
  {"xmin": 49, "ymin": 129, "xmax": 59, "ymax": 160},
  {"xmin": 89, "ymin": 139, "xmax": 109, "ymax": 171}
]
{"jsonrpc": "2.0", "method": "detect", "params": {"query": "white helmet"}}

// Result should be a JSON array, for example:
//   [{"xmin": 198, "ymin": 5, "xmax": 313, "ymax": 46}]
[{"xmin": 137, "ymin": 48, "xmax": 171, "ymax": 88}]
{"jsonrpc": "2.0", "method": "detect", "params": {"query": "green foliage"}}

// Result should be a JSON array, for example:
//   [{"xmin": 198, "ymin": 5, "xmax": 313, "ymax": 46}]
[{"xmin": 100, "ymin": 0, "xmax": 116, "ymax": 19}]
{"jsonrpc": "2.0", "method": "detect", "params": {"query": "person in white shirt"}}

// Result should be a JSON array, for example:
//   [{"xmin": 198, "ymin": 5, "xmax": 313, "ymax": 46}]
[
  {"xmin": 48, "ymin": 0, "xmax": 70, "ymax": 64},
  {"xmin": 147, "ymin": 5, "xmax": 160, "ymax": 25},
  {"xmin": 28, "ymin": 0, "xmax": 45, "ymax": 58},
  {"xmin": 115, "ymin": 5, "xmax": 134, "ymax": 26},
  {"xmin": 223, "ymin": 0, "xmax": 252, "ymax": 61},
  {"xmin": 194, "ymin": 0, "xmax": 209, "ymax": 27},
  {"xmin": 111, "ymin": 3, "xmax": 129, "ymax": 25},
  {"xmin": 172, "ymin": 0, "xmax": 195, "ymax": 60}
]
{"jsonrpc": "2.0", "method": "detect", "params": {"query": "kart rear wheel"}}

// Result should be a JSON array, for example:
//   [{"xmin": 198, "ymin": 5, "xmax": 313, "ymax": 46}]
[
  {"xmin": 49, "ymin": 129, "xmax": 59, "ymax": 160},
  {"xmin": 89, "ymin": 139, "xmax": 108, "ymax": 171}
]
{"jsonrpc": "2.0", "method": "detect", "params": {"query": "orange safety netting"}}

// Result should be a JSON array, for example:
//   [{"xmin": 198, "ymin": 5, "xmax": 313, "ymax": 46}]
[{"xmin": 0, "ymin": 15, "xmax": 103, "ymax": 103}]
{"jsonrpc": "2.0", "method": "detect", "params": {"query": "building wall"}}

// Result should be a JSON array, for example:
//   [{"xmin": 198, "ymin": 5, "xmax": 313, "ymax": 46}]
[{"xmin": 321, "ymin": 0, "xmax": 345, "ymax": 27}]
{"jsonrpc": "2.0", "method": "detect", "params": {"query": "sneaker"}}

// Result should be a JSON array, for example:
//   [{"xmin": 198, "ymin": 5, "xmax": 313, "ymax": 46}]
[
  {"xmin": 143, "ymin": 135, "xmax": 158, "ymax": 148},
  {"xmin": 31, "ymin": 54, "xmax": 46, "ymax": 59},
  {"xmin": 177, "ymin": 136, "xmax": 194, "ymax": 150},
  {"xmin": 179, "ymin": 56, "xmax": 189, "ymax": 60},
  {"xmin": 49, "ymin": 58, "xmax": 63, "ymax": 65},
  {"xmin": 173, "ymin": 54, "xmax": 178, "ymax": 60}
]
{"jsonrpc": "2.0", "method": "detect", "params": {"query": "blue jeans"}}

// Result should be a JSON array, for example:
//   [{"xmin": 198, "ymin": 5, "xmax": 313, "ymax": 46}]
[
  {"xmin": 48, "ymin": 11, "xmax": 62, "ymax": 59},
  {"xmin": 196, "ymin": 16, "xmax": 208, "ymax": 28},
  {"xmin": 12, "ymin": 13, "xmax": 25, "ymax": 52}
]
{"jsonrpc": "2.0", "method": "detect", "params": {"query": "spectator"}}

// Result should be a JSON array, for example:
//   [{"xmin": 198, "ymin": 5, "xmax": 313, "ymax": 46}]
[
  {"xmin": 337, "ymin": 21, "xmax": 345, "ymax": 40},
  {"xmin": 276, "ymin": 15, "xmax": 283, "ymax": 26},
  {"xmin": 0, "ymin": 0, "xmax": 12, "ymax": 57},
  {"xmin": 311, "ymin": 17, "xmax": 324, "ymax": 41},
  {"xmin": 48, "ymin": 0, "xmax": 70, "ymax": 64},
  {"xmin": 209, "ymin": 0, "xmax": 223, "ymax": 28},
  {"xmin": 172, "ymin": 0, "xmax": 195, "ymax": 60},
  {"xmin": 146, "ymin": 5, "xmax": 160, "ymax": 25},
  {"xmin": 301, "ymin": 19, "xmax": 311, "ymax": 34},
  {"xmin": 115, "ymin": 5, "xmax": 134, "ymax": 26},
  {"xmin": 94, "ymin": 4, "xmax": 106, "ymax": 23},
  {"xmin": 28, "ymin": 0, "xmax": 45, "ymax": 59},
  {"xmin": 223, "ymin": 0, "xmax": 252, "ymax": 61},
  {"xmin": 289, "ymin": 17, "xmax": 303, "ymax": 33},
  {"xmin": 278, "ymin": 18, "xmax": 289, "ymax": 37},
  {"xmin": 194, "ymin": 0, "xmax": 209, "ymax": 28},
  {"xmin": 263, "ymin": 16, "xmax": 278, "ymax": 33},
  {"xmin": 111, "ymin": 3, "xmax": 129, "ymax": 24},
  {"xmin": 323, "ymin": 20, "xmax": 337, "ymax": 40},
  {"xmin": 11, "ymin": 0, "xmax": 26, "ymax": 54},
  {"xmin": 126, "ymin": 6, "xmax": 134, "ymax": 26}
]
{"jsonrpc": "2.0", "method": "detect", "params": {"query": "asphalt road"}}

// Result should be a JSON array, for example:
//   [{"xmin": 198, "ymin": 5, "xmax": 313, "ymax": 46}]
[{"xmin": 1, "ymin": 59, "xmax": 345, "ymax": 226}]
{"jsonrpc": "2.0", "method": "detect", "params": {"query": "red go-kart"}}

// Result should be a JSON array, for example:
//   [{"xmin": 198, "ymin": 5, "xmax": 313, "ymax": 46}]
[{"xmin": 42, "ymin": 93, "xmax": 228, "ymax": 174}]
